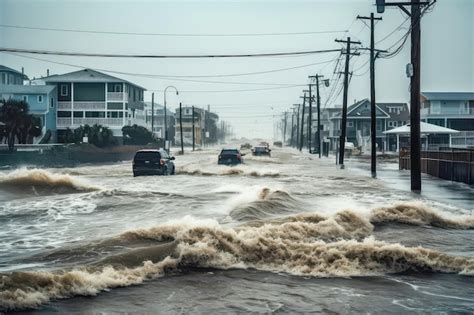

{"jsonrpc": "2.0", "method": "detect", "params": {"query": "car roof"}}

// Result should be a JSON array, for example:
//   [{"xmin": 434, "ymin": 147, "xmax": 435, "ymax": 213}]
[{"xmin": 136, "ymin": 149, "xmax": 161, "ymax": 152}]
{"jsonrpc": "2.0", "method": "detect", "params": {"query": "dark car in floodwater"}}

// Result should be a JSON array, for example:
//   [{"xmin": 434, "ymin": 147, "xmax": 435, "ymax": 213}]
[
  {"xmin": 252, "ymin": 146, "xmax": 271, "ymax": 157},
  {"xmin": 218, "ymin": 149, "xmax": 244, "ymax": 165},
  {"xmin": 133, "ymin": 149, "xmax": 175, "ymax": 177}
]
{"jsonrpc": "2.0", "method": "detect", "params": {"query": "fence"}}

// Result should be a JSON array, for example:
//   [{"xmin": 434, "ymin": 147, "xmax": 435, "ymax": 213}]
[{"xmin": 399, "ymin": 148, "xmax": 474, "ymax": 185}]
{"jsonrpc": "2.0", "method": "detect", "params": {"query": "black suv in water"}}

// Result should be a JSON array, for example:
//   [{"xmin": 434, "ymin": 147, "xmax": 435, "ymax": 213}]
[
  {"xmin": 218, "ymin": 149, "xmax": 244, "ymax": 165},
  {"xmin": 133, "ymin": 149, "xmax": 175, "ymax": 177}
]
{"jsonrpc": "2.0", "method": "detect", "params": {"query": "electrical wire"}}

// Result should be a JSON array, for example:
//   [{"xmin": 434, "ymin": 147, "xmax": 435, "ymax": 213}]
[
  {"xmin": 5, "ymin": 52, "xmax": 340, "ymax": 78},
  {"xmin": 0, "ymin": 47, "xmax": 342, "ymax": 59},
  {"xmin": 0, "ymin": 24, "xmax": 348, "ymax": 37}
]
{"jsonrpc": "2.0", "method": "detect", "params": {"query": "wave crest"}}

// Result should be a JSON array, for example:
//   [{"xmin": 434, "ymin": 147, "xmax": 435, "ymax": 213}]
[{"xmin": 0, "ymin": 169, "xmax": 100, "ymax": 194}]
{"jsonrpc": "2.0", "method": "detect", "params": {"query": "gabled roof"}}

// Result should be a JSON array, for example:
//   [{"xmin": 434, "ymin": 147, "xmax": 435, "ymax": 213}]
[
  {"xmin": 0, "ymin": 84, "xmax": 56, "ymax": 94},
  {"xmin": 43, "ymin": 68, "xmax": 146, "ymax": 90},
  {"xmin": 421, "ymin": 92, "xmax": 474, "ymax": 101},
  {"xmin": 143, "ymin": 102, "xmax": 175, "ymax": 116},
  {"xmin": 377, "ymin": 102, "xmax": 410, "ymax": 121},
  {"xmin": 383, "ymin": 122, "xmax": 459, "ymax": 135},
  {"xmin": 0, "ymin": 65, "xmax": 28, "ymax": 79},
  {"xmin": 332, "ymin": 99, "xmax": 390, "ymax": 119}
]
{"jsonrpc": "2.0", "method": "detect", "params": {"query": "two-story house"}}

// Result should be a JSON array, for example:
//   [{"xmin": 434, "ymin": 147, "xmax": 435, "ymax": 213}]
[
  {"xmin": 330, "ymin": 99, "xmax": 391, "ymax": 151},
  {"xmin": 143, "ymin": 102, "xmax": 175, "ymax": 140},
  {"xmin": 420, "ymin": 92, "xmax": 474, "ymax": 147},
  {"xmin": 43, "ymin": 69, "xmax": 147, "ymax": 142},
  {"xmin": 175, "ymin": 106, "xmax": 205, "ymax": 146},
  {"xmin": 0, "ymin": 65, "xmax": 27, "ymax": 86}
]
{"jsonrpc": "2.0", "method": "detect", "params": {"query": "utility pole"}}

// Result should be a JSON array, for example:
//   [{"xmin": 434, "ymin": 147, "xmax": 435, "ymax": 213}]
[
  {"xmin": 192, "ymin": 105, "xmax": 195, "ymax": 151},
  {"xmin": 358, "ymin": 13, "xmax": 383, "ymax": 178},
  {"xmin": 151, "ymin": 92, "xmax": 154, "ymax": 139},
  {"xmin": 179, "ymin": 102, "xmax": 184, "ymax": 155},
  {"xmin": 303, "ymin": 87, "xmax": 313, "ymax": 152},
  {"xmin": 335, "ymin": 37, "xmax": 361, "ymax": 168},
  {"xmin": 309, "ymin": 75, "xmax": 325, "ymax": 158},
  {"xmin": 294, "ymin": 104, "xmax": 300, "ymax": 148},
  {"xmin": 299, "ymin": 94, "xmax": 306, "ymax": 151},
  {"xmin": 283, "ymin": 112, "xmax": 288, "ymax": 144},
  {"xmin": 376, "ymin": 0, "xmax": 433, "ymax": 190},
  {"xmin": 290, "ymin": 111, "xmax": 295, "ymax": 147}
]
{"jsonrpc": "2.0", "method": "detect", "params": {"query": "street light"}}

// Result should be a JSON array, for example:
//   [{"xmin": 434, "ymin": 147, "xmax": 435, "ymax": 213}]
[{"xmin": 163, "ymin": 86, "xmax": 179, "ymax": 148}]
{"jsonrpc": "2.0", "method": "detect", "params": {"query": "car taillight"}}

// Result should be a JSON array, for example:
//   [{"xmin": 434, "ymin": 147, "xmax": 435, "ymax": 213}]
[
  {"xmin": 160, "ymin": 159, "xmax": 165, "ymax": 165},
  {"xmin": 237, "ymin": 154, "xmax": 241, "ymax": 160}
]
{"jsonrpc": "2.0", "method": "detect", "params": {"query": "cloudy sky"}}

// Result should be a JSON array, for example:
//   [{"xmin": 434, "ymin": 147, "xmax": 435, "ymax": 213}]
[{"xmin": 1, "ymin": 0, "xmax": 472, "ymax": 139}]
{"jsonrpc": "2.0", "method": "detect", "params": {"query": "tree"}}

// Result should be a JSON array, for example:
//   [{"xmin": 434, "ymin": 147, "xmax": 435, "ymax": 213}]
[
  {"xmin": 122, "ymin": 124, "xmax": 156, "ymax": 145},
  {"xmin": 66, "ymin": 124, "xmax": 116, "ymax": 147},
  {"xmin": 0, "ymin": 99, "xmax": 42, "ymax": 152}
]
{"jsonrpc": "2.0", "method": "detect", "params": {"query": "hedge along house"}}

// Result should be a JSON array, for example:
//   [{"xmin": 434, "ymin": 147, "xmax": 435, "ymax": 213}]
[
  {"xmin": 43, "ymin": 69, "xmax": 147, "ymax": 142},
  {"xmin": 0, "ymin": 84, "xmax": 57, "ymax": 143}
]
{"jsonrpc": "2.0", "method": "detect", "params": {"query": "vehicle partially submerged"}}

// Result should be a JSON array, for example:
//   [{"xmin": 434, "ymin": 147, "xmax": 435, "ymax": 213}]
[
  {"xmin": 252, "ymin": 145, "xmax": 271, "ymax": 157},
  {"xmin": 133, "ymin": 149, "xmax": 175, "ymax": 176},
  {"xmin": 218, "ymin": 148, "xmax": 244, "ymax": 165}
]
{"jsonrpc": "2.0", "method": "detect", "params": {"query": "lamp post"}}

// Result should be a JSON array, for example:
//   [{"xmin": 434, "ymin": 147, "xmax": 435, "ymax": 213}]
[{"xmin": 163, "ymin": 85, "xmax": 179, "ymax": 148}]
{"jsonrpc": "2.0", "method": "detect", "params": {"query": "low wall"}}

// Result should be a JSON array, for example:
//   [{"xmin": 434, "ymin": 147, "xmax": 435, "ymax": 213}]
[
  {"xmin": 0, "ymin": 145, "xmax": 156, "ymax": 168},
  {"xmin": 400, "ymin": 149, "xmax": 474, "ymax": 185}
]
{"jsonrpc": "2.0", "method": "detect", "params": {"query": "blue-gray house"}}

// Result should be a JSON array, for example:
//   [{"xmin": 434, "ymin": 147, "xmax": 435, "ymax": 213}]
[{"xmin": 0, "ymin": 84, "xmax": 58, "ymax": 143}]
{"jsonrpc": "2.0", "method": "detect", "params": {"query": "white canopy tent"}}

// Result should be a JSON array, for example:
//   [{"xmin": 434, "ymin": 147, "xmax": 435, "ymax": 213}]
[{"xmin": 383, "ymin": 122, "xmax": 459, "ymax": 152}]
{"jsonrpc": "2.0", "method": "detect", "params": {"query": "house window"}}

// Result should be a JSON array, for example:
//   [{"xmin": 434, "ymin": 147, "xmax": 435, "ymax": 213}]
[
  {"xmin": 85, "ymin": 111, "xmax": 106, "ymax": 118},
  {"xmin": 114, "ymin": 84, "xmax": 121, "ymax": 92},
  {"xmin": 73, "ymin": 111, "xmax": 84, "ymax": 118},
  {"xmin": 37, "ymin": 95, "xmax": 43, "ymax": 103},
  {"xmin": 22, "ymin": 95, "xmax": 28, "ymax": 102},
  {"xmin": 60, "ymin": 84, "xmax": 68, "ymax": 96},
  {"xmin": 50, "ymin": 98, "xmax": 54, "ymax": 108},
  {"xmin": 1, "ymin": 73, "xmax": 6, "ymax": 84},
  {"xmin": 347, "ymin": 121, "xmax": 354, "ymax": 127},
  {"xmin": 58, "ymin": 111, "xmax": 72, "ymax": 117}
]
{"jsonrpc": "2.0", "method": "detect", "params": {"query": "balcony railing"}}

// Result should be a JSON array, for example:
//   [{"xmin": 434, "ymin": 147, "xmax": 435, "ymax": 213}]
[
  {"xmin": 421, "ymin": 107, "xmax": 474, "ymax": 115},
  {"xmin": 74, "ymin": 102, "xmax": 106, "ymax": 110},
  {"xmin": 57, "ymin": 117, "xmax": 123, "ymax": 127},
  {"xmin": 107, "ymin": 92, "xmax": 128, "ymax": 101},
  {"xmin": 58, "ymin": 101, "xmax": 72, "ymax": 110}
]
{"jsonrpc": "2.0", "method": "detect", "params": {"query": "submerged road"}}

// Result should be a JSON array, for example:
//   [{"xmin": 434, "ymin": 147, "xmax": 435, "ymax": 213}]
[{"xmin": 0, "ymin": 146, "xmax": 473, "ymax": 313}]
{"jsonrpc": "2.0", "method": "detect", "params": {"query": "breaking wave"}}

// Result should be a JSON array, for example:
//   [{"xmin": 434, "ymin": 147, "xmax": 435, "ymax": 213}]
[
  {"xmin": 2, "ymin": 212, "xmax": 473, "ymax": 311},
  {"xmin": 370, "ymin": 202, "xmax": 474, "ymax": 229},
  {"xmin": 0, "ymin": 169, "xmax": 100, "ymax": 194},
  {"xmin": 176, "ymin": 165, "xmax": 279, "ymax": 177}
]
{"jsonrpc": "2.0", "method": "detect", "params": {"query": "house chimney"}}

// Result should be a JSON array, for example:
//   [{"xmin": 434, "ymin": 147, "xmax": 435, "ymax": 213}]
[{"xmin": 47, "ymin": 69, "xmax": 50, "ymax": 77}]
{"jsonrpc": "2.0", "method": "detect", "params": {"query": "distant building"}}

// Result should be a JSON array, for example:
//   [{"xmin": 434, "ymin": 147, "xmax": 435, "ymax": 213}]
[
  {"xmin": 143, "ymin": 102, "xmax": 175, "ymax": 140},
  {"xmin": 175, "ymin": 106, "xmax": 205, "ymax": 146},
  {"xmin": 0, "ymin": 65, "xmax": 28, "ymax": 86},
  {"xmin": 0, "ymin": 84, "xmax": 57, "ymax": 143},
  {"xmin": 42, "ymin": 69, "xmax": 148, "ymax": 141}
]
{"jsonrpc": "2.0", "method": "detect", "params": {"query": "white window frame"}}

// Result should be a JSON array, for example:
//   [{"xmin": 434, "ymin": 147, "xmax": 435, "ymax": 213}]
[
  {"xmin": 60, "ymin": 84, "xmax": 68, "ymax": 96},
  {"xmin": 37, "ymin": 95, "xmax": 43, "ymax": 103},
  {"xmin": 22, "ymin": 95, "xmax": 28, "ymax": 102}
]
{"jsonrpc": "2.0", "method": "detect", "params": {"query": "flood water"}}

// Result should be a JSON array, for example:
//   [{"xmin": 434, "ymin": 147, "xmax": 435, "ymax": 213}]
[{"xmin": 0, "ymin": 146, "xmax": 473, "ymax": 313}]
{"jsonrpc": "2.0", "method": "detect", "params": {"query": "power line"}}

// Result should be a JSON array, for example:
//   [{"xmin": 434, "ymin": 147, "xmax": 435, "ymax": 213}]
[
  {"xmin": 148, "ymin": 85, "xmax": 304, "ymax": 93},
  {"xmin": 0, "ymin": 47, "xmax": 342, "ymax": 59},
  {"xmin": 0, "ymin": 24, "xmax": 348, "ymax": 37},
  {"xmin": 5, "ymin": 52, "xmax": 339, "ymax": 78}
]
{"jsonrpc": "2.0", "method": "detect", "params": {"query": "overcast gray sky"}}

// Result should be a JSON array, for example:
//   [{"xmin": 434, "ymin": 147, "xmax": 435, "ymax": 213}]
[{"xmin": 1, "ymin": 0, "xmax": 472, "ymax": 139}]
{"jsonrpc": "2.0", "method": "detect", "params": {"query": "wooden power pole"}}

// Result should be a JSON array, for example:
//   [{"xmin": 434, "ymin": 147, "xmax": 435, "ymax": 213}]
[
  {"xmin": 179, "ymin": 102, "xmax": 184, "ymax": 155},
  {"xmin": 309, "ymin": 74, "xmax": 325, "ymax": 158},
  {"xmin": 335, "ymin": 37, "xmax": 361, "ymax": 168},
  {"xmin": 358, "ymin": 13, "xmax": 383, "ymax": 178},
  {"xmin": 299, "ymin": 94, "xmax": 306, "ymax": 151},
  {"xmin": 192, "ymin": 105, "xmax": 195, "ymax": 151}
]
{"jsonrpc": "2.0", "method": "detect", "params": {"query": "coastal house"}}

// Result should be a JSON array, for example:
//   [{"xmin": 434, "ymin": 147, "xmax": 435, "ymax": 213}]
[
  {"xmin": 175, "ymin": 106, "xmax": 205, "ymax": 146},
  {"xmin": 0, "ymin": 84, "xmax": 58, "ymax": 143},
  {"xmin": 0, "ymin": 65, "xmax": 27, "ymax": 86},
  {"xmin": 143, "ymin": 102, "xmax": 175, "ymax": 140},
  {"xmin": 421, "ymin": 92, "xmax": 474, "ymax": 147},
  {"xmin": 42, "ymin": 69, "xmax": 148, "ymax": 142}
]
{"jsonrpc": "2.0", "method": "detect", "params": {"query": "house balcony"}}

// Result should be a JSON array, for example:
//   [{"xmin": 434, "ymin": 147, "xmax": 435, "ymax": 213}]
[
  {"xmin": 74, "ymin": 102, "xmax": 106, "ymax": 110},
  {"xmin": 107, "ymin": 92, "xmax": 128, "ymax": 101},
  {"xmin": 58, "ymin": 101, "xmax": 72, "ymax": 110},
  {"xmin": 57, "ymin": 117, "xmax": 124, "ymax": 128},
  {"xmin": 421, "ymin": 107, "xmax": 474, "ymax": 116}
]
